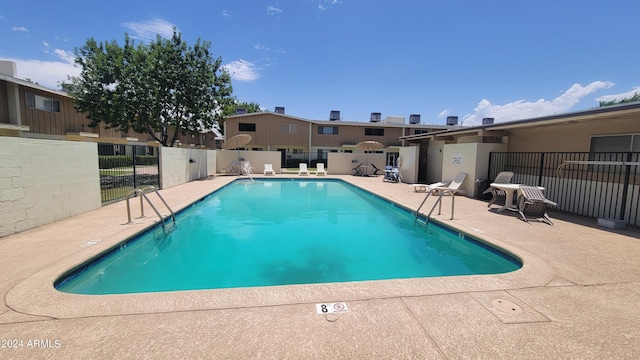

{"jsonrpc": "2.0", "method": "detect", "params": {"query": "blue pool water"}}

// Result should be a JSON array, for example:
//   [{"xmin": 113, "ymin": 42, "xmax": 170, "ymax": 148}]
[{"xmin": 56, "ymin": 179, "xmax": 521, "ymax": 295}]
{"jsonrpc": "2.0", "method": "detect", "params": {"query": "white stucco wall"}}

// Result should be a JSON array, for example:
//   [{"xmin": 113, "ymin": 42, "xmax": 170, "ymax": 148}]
[
  {"xmin": 0, "ymin": 137, "xmax": 101, "ymax": 237},
  {"xmin": 326, "ymin": 153, "xmax": 386, "ymax": 175},
  {"xmin": 216, "ymin": 150, "xmax": 283, "ymax": 174},
  {"xmin": 441, "ymin": 142, "xmax": 507, "ymax": 197},
  {"xmin": 159, "ymin": 147, "xmax": 214, "ymax": 189}
]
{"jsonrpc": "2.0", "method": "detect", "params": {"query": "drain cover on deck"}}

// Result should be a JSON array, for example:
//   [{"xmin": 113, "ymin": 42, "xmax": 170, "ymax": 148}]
[{"xmin": 491, "ymin": 298, "xmax": 523, "ymax": 314}]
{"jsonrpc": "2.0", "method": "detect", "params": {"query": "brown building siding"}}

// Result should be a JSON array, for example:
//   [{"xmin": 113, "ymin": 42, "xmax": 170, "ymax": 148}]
[{"xmin": 224, "ymin": 112, "xmax": 424, "ymax": 150}]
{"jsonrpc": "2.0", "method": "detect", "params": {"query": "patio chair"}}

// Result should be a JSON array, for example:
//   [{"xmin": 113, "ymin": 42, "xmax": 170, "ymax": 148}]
[
  {"xmin": 298, "ymin": 163, "xmax": 310, "ymax": 176},
  {"xmin": 410, "ymin": 181, "xmax": 450, "ymax": 193},
  {"xmin": 370, "ymin": 164, "xmax": 382, "ymax": 176},
  {"xmin": 517, "ymin": 186, "xmax": 557, "ymax": 225},
  {"xmin": 484, "ymin": 171, "xmax": 515, "ymax": 207},
  {"xmin": 431, "ymin": 172, "xmax": 467, "ymax": 196},
  {"xmin": 316, "ymin": 163, "xmax": 327, "ymax": 176},
  {"xmin": 352, "ymin": 163, "xmax": 363, "ymax": 176},
  {"xmin": 263, "ymin": 163, "xmax": 275, "ymax": 175},
  {"xmin": 241, "ymin": 161, "xmax": 254, "ymax": 176}
]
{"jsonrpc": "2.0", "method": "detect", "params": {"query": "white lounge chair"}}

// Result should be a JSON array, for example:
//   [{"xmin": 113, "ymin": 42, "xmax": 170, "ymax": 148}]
[
  {"xmin": 483, "ymin": 171, "xmax": 515, "ymax": 207},
  {"xmin": 517, "ymin": 186, "xmax": 557, "ymax": 225},
  {"xmin": 429, "ymin": 172, "xmax": 467, "ymax": 196},
  {"xmin": 241, "ymin": 161, "xmax": 253, "ymax": 175},
  {"xmin": 410, "ymin": 181, "xmax": 450, "ymax": 193},
  {"xmin": 298, "ymin": 163, "xmax": 310, "ymax": 176},
  {"xmin": 316, "ymin": 163, "xmax": 327, "ymax": 176},
  {"xmin": 263, "ymin": 163, "xmax": 275, "ymax": 175}
]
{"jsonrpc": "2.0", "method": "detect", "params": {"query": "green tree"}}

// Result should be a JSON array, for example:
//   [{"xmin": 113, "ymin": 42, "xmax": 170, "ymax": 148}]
[
  {"xmin": 70, "ymin": 29, "xmax": 233, "ymax": 147},
  {"xmin": 599, "ymin": 92, "xmax": 640, "ymax": 107}
]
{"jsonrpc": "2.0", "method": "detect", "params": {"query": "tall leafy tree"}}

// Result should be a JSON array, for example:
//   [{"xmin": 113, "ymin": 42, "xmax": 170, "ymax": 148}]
[{"xmin": 70, "ymin": 29, "xmax": 232, "ymax": 147}]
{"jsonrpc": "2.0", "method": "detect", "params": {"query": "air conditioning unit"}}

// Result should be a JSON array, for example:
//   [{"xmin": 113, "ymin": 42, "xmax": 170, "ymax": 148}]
[
  {"xmin": 235, "ymin": 108, "xmax": 247, "ymax": 115},
  {"xmin": 370, "ymin": 112, "xmax": 381, "ymax": 122},
  {"xmin": 329, "ymin": 110, "xmax": 340, "ymax": 121},
  {"xmin": 482, "ymin": 117, "xmax": 494, "ymax": 125},
  {"xmin": 275, "ymin": 106, "xmax": 285, "ymax": 114},
  {"xmin": 409, "ymin": 114, "xmax": 421, "ymax": 124},
  {"xmin": 446, "ymin": 116, "xmax": 458, "ymax": 126}
]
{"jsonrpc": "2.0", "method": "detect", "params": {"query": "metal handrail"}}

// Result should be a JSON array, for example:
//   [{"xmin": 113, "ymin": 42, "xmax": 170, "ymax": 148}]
[
  {"xmin": 414, "ymin": 189, "xmax": 456, "ymax": 228},
  {"xmin": 126, "ymin": 186, "xmax": 176, "ymax": 229}
]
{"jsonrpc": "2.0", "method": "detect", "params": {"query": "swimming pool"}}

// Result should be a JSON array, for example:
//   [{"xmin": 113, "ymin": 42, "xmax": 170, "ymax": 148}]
[{"xmin": 56, "ymin": 179, "xmax": 521, "ymax": 295}]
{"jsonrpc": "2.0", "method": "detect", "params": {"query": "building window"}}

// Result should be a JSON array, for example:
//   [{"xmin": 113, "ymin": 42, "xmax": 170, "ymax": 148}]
[
  {"xmin": 239, "ymin": 123, "xmax": 256, "ymax": 131},
  {"xmin": 590, "ymin": 134, "xmax": 639, "ymax": 152},
  {"xmin": 318, "ymin": 126, "xmax": 338, "ymax": 134},
  {"xmin": 414, "ymin": 129, "xmax": 429, "ymax": 135},
  {"xmin": 282, "ymin": 124, "xmax": 298, "ymax": 133},
  {"xmin": 25, "ymin": 92, "xmax": 60, "ymax": 113},
  {"xmin": 365, "ymin": 128, "xmax": 384, "ymax": 136}
]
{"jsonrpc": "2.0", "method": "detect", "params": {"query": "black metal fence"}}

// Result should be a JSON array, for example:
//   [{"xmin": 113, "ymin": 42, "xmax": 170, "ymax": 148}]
[
  {"xmin": 281, "ymin": 151, "xmax": 328, "ymax": 168},
  {"xmin": 488, "ymin": 152, "xmax": 640, "ymax": 226},
  {"xmin": 98, "ymin": 143, "xmax": 160, "ymax": 204}
]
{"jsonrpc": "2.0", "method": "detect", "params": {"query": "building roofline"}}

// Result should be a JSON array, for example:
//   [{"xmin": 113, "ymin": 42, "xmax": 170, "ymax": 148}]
[
  {"xmin": 400, "ymin": 101, "xmax": 640, "ymax": 141},
  {"xmin": 226, "ymin": 111, "xmax": 453, "ymax": 128},
  {"xmin": 0, "ymin": 73, "xmax": 69, "ymax": 97}
]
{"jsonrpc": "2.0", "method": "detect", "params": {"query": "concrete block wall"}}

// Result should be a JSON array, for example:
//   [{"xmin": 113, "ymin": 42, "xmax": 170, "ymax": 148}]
[
  {"xmin": 0, "ymin": 137, "xmax": 101, "ymax": 237},
  {"xmin": 159, "ymin": 147, "xmax": 213, "ymax": 189}
]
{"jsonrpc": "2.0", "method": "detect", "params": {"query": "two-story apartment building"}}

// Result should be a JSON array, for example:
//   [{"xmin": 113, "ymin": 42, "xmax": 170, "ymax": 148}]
[
  {"xmin": 224, "ymin": 109, "xmax": 454, "ymax": 168},
  {"xmin": 0, "ymin": 60, "xmax": 220, "ymax": 150}
]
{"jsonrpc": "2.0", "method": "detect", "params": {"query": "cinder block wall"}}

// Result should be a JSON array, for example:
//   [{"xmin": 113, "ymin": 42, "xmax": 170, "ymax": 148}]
[
  {"xmin": 159, "ymin": 147, "xmax": 214, "ymax": 189},
  {"xmin": 0, "ymin": 137, "xmax": 101, "ymax": 237}
]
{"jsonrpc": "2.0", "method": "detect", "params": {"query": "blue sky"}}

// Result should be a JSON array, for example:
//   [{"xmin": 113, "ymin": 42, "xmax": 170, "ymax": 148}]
[{"xmin": 1, "ymin": 0, "xmax": 638, "ymax": 126}]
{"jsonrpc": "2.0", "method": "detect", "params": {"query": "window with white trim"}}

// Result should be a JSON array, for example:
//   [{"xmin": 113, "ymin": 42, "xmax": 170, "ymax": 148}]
[{"xmin": 26, "ymin": 92, "xmax": 60, "ymax": 113}]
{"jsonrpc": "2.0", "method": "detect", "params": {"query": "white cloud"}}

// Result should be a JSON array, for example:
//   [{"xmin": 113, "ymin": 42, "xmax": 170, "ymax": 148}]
[
  {"xmin": 223, "ymin": 59, "xmax": 260, "ymax": 82},
  {"xmin": 42, "ymin": 41, "xmax": 49, "ymax": 47},
  {"xmin": 53, "ymin": 49, "xmax": 75, "ymax": 64},
  {"xmin": 438, "ymin": 110, "xmax": 451, "ymax": 118},
  {"xmin": 121, "ymin": 18, "xmax": 176, "ymax": 42},
  {"xmin": 267, "ymin": 6, "xmax": 283, "ymax": 15},
  {"xmin": 460, "ymin": 81, "xmax": 615, "ymax": 126},
  {"xmin": 596, "ymin": 87, "xmax": 640, "ymax": 103},
  {"xmin": 316, "ymin": 0, "xmax": 341, "ymax": 10},
  {"xmin": 222, "ymin": 10, "xmax": 231, "ymax": 17},
  {"xmin": 3, "ymin": 57, "xmax": 80, "ymax": 89},
  {"xmin": 12, "ymin": 26, "xmax": 28, "ymax": 32}
]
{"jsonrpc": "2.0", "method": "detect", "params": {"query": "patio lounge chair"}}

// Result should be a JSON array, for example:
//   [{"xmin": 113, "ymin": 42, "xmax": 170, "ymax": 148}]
[
  {"xmin": 263, "ymin": 163, "xmax": 275, "ymax": 175},
  {"xmin": 298, "ymin": 163, "xmax": 310, "ymax": 176},
  {"xmin": 316, "ymin": 163, "xmax": 327, "ymax": 176},
  {"xmin": 484, "ymin": 171, "xmax": 515, "ymax": 207},
  {"xmin": 430, "ymin": 172, "xmax": 467, "ymax": 196},
  {"xmin": 517, "ymin": 186, "xmax": 557, "ymax": 225},
  {"xmin": 241, "ymin": 161, "xmax": 254, "ymax": 176},
  {"xmin": 410, "ymin": 181, "xmax": 450, "ymax": 193},
  {"xmin": 352, "ymin": 163, "xmax": 363, "ymax": 176},
  {"xmin": 370, "ymin": 164, "xmax": 382, "ymax": 176}
]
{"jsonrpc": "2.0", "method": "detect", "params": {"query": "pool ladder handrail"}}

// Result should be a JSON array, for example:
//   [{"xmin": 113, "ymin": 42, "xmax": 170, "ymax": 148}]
[
  {"xmin": 241, "ymin": 161, "xmax": 255, "ymax": 182},
  {"xmin": 126, "ymin": 186, "xmax": 176, "ymax": 230},
  {"xmin": 414, "ymin": 189, "xmax": 456, "ymax": 228}
]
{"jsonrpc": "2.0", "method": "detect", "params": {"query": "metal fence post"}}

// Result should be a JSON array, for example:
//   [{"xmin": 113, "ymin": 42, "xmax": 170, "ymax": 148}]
[{"xmin": 619, "ymin": 152, "xmax": 632, "ymax": 221}]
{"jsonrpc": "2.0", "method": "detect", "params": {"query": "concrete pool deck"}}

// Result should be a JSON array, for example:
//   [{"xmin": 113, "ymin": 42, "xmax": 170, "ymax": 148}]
[{"xmin": 1, "ymin": 175, "xmax": 639, "ymax": 359}]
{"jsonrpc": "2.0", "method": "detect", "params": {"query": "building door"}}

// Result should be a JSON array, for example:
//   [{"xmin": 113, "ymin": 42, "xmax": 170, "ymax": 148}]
[{"xmin": 277, "ymin": 148, "xmax": 286, "ymax": 168}]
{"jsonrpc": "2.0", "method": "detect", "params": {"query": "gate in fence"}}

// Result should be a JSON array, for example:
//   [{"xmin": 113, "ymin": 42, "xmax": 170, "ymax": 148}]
[{"xmin": 98, "ymin": 143, "xmax": 160, "ymax": 204}]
